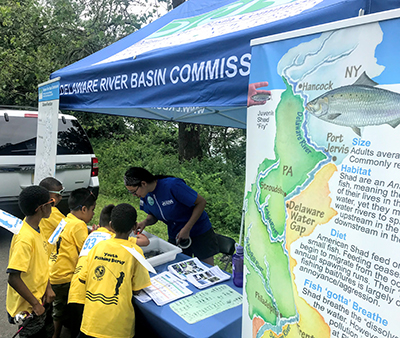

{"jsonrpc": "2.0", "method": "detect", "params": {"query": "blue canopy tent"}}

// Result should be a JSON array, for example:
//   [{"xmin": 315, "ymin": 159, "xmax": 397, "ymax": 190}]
[{"xmin": 51, "ymin": 0, "xmax": 400, "ymax": 128}]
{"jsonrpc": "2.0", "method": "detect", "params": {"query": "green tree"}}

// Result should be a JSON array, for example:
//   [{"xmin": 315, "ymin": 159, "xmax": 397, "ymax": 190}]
[
  {"xmin": 0, "ymin": 0, "xmax": 166, "ymax": 107},
  {"xmin": 201, "ymin": 126, "xmax": 246, "ymax": 175},
  {"xmin": 0, "ymin": 0, "xmax": 50, "ymax": 106},
  {"xmin": 0, "ymin": 0, "xmax": 246, "ymax": 176}
]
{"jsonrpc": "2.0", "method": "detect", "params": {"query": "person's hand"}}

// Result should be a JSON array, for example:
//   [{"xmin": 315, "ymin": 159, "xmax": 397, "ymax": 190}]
[
  {"xmin": 32, "ymin": 302, "xmax": 45, "ymax": 316},
  {"xmin": 176, "ymin": 227, "xmax": 190, "ymax": 244},
  {"xmin": 91, "ymin": 224, "xmax": 100, "ymax": 232},
  {"xmin": 136, "ymin": 233, "xmax": 150, "ymax": 247},
  {"xmin": 43, "ymin": 285, "xmax": 56, "ymax": 305},
  {"xmin": 136, "ymin": 233, "xmax": 146, "ymax": 240},
  {"xmin": 136, "ymin": 221, "xmax": 146, "ymax": 234},
  {"xmin": 247, "ymin": 81, "xmax": 271, "ymax": 106}
]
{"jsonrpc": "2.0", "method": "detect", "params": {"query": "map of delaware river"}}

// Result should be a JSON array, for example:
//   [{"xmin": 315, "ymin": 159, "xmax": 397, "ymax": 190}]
[
  {"xmin": 245, "ymin": 79, "xmax": 332, "ymax": 337},
  {"xmin": 245, "ymin": 16, "xmax": 400, "ymax": 338}
]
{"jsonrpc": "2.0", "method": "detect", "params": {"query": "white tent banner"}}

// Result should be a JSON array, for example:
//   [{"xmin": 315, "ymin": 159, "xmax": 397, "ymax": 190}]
[{"xmin": 244, "ymin": 9, "xmax": 400, "ymax": 338}]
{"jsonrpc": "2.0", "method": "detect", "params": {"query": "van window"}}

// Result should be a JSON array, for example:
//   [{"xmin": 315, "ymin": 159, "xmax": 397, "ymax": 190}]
[{"xmin": 0, "ymin": 116, "xmax": 94, "ymax": 155}]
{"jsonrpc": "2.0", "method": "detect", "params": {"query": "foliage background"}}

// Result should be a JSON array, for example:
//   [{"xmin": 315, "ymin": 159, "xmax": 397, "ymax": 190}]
[
  {"xmin": 0, "ymin": 0, "xmax": 170, "ymax": 106},
  {"xmin": 89, "ymin": 116, "xmax": 246, "ymax": 242},
  {"xmin": 0, "ymin": 0, "xmax": 246, "ymax": 248}
]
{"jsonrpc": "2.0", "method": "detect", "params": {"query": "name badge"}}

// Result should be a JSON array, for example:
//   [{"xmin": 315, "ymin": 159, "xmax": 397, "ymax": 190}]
[
  {"xmin": 48, "ymin": 219, "xmax": 67, "ymax": 244},
  {"xmin": 80, "ymin": 232, "xmax": 112, "ymax": 257},
  {"xmin": 0, "ymin": 209, "xmax": 23, "ymax": 234}
]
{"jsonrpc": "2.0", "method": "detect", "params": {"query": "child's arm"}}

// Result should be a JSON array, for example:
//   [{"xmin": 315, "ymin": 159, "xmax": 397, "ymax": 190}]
[
  {"xmin": 136, "ymin": 233, "xmax": 150, "ymax": 247},
  {"xmin": 42, "ymin": 280, "xmax": 56, "ymax": 305},
  {"xmin": 8, "ymin": 272, "xmax": 45, "ymax": 316}
]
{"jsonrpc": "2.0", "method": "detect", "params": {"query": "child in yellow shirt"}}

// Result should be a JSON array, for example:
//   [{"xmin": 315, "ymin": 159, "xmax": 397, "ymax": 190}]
[
  {"xmin": 78, "ymin": 203, "xmax": 151, "ymax": 338},
  {"xmin": 68, "ymin": 204, "xmax": 149, "ymax": 337},
  {"xmin": 38, "ymin": 177, "xmax": 66, "ymax": 258},
  {"xmin": 49, "ymin": 188, "xmax": 96, "ymax": 338},
  {"xmin": 6, "ymin": 185, "xmax": 56, "ymax": 338}
]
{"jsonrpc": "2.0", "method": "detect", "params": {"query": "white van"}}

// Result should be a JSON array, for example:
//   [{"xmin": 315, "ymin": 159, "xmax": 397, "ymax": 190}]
[{"xmin": 0, "ymin": 108, "xmax": 99, "ymax": 218}]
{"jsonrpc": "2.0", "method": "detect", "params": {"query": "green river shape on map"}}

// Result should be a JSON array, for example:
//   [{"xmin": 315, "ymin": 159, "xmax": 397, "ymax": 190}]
[{"xmin": 245, "ymin": 78, "xmax": 326, "ymax": 327}]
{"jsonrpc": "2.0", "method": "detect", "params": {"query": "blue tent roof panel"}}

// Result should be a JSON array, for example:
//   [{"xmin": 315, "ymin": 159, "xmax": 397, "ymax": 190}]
[{"xmin": 51, "ymin": 0, "xmax": 400, "ymax": 128}]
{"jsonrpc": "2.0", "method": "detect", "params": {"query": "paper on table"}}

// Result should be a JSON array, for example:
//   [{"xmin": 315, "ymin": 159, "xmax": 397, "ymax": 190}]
[
  {"xmin": 167, "ymin": 257, "xmax": 209, "ymax": 280},
  {"xmin": 168, "ymin": 257, "xmax": 230, "ymax": 289},
  {"xmin": 186, "ymin": 266, "xmax": 230, "ymax": 289},
  {"xmin": 169, "ymin": 284, "xmax": 242, "ymax": 324},
  {"xmin": 134, "ymin": 290, "xmax": 152, "ymax": 303},
  {"xmin": 144, "ymin": 271, "xmax": 192, "ymax": 306}
]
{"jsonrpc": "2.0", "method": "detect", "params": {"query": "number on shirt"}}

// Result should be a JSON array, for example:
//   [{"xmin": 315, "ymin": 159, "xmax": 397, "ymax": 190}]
[{"xmin": 83, "ymin": 237, "xmax": 97, "ymax": 251}]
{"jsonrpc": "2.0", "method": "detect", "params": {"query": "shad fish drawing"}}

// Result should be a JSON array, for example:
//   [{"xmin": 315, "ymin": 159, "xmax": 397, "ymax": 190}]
[
  {"xmin": 251, "ymin": 92, "xmax": 271, "ymax": 102},
  {"xmin": 305, "ymin": 72, "xmax": 400, "ymax": 136}
]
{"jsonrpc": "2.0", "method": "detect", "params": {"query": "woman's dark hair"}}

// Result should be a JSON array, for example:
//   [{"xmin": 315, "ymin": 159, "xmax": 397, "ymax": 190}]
[
  {"xmin": 111, "ymin": 203, "xmax": 137, "ymax": 233},
  {"xmin": 124, "ymin": 167, "xmax": 173, "ymax": 187},
  {"xmin": 19, "ymin": 186, "xmax": 50, "ymax": 216},
  {"xmin": 99, "ymin": 204, "xmax": 115, "ymax": 227},
  {"xmin": 68, "ymin": 188, "xmax": 96, "ymax": 211}
]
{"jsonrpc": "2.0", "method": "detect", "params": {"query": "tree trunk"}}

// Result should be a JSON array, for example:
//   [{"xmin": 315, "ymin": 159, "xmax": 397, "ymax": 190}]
[
  {"xmin": 172, "ymin": 0, "xmax": 203, "ymax": 162},
  {"xmin": 178, "ymin": 123, "xmax": 203, "ymax": 161}
]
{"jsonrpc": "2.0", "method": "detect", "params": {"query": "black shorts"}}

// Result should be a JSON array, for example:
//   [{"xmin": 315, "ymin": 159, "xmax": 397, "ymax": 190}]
[
  {"xmin": 77, "ymin": 332, "xmax": 95, "ymax": 338},
  {"xmin": 51, "ymin": 282, "xmax": 70, "ymax": 321},
  {"xmin": 169, "ymin": 228, "xmax": 219, "ymax": 260}
]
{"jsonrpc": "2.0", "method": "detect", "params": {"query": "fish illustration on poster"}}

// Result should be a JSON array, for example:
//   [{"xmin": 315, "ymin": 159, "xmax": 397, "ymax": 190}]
[
  {"xmin": 306, "ymin": 72, "xmax": 400, "ymax": 136},
  {"xmin": 244, "ymin": 11, "xmax": 400, "ymax": 338}
]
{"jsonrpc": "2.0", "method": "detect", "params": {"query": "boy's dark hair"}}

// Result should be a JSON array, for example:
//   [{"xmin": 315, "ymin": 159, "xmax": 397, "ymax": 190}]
[
  {"xmin": 19, "ymin": 186, "xmax": 50, "ymax": 216},
  {"xmin": 68, "ymin": 188, "xmax": 96, "ymax": 211},
  {"xmin": 99, "ymin": 204, "xmax": 115, "ymax": 227},
  {"xmin": 111, "ymin": 203, "xmax": 137, "ymax": 234},
  {"xmin": 39, "ymin": 177, "xmax": 62, "ymax": 191}
]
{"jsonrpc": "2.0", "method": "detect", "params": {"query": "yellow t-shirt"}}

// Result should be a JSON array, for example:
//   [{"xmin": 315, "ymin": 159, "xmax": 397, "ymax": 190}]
[
  {"xmin": 39, "ymin": 206, "xmax": 65, "ymax": 258},
  {"xmin": 6, "ymin": 221, "xmax": 49, "ymax": 317},
  {"xmin": 68, "ymin": 230, "xmax": 138, "ymax": 305},
  {"xmin": 49, "ymin": 213, "xmax": 88, "ymax": 285},
  {"xmin": 80, "ymin": 238, "xmax": 151, "ymax": 338},
  {"xmin": 68, "ymin": 227, "xmax": 115, "ymax": 304}
]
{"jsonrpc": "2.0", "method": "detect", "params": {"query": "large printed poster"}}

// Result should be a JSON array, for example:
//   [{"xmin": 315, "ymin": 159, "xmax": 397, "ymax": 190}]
[
  {"xmin": 244, "ymin": 11, "xmax": 400, "ymax": 338},
  {"xmin": 35, "ymin": 78, "xmax": 60, "ymax": 184}
]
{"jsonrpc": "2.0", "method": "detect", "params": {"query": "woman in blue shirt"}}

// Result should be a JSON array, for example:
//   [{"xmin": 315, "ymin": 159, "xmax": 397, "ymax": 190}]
[{"xmin": 124, "ymin": 167, "xmax": 219, "ymax": 265}]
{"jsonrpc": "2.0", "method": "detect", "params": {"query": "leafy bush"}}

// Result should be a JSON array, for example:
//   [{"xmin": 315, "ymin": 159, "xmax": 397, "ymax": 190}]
[{"xmin": 92, "ymin": 120, "xmax": 245, "ymax": 239}]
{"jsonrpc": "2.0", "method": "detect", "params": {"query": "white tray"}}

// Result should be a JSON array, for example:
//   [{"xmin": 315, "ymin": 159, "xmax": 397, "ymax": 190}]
[{"xmin": 141, "ymin": 232, "xmax": 182, "ymax": 267}]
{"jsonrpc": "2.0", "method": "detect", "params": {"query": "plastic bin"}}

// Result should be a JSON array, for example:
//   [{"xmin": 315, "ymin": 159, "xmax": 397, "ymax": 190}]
[{"xmin": 141, "ymin": 232, "xmax": 182, "ymax": 267}]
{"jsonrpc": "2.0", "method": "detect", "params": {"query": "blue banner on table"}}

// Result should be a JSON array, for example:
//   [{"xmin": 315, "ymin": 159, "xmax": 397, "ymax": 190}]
[{"xmin": 244, "ymin": 9, "xmax": 400, "ymax": 338}]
